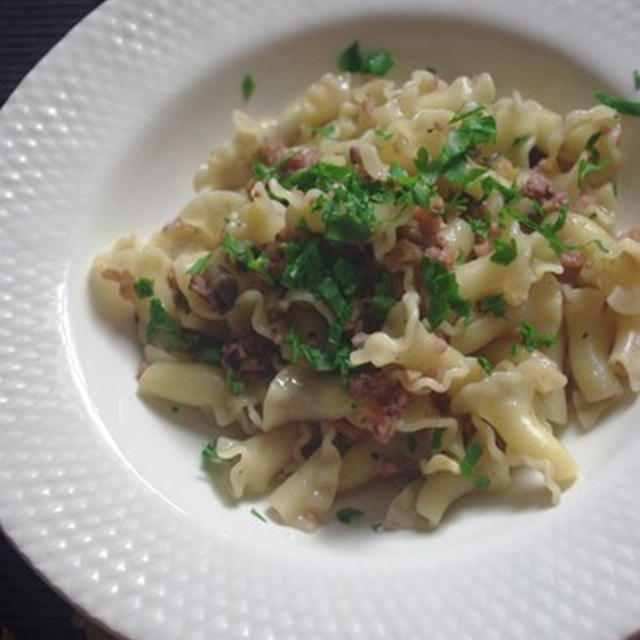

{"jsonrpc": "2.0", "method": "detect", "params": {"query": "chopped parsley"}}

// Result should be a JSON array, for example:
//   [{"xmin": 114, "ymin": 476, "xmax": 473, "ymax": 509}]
[
  {"xmin": 283, "ymin": 162, "xmax": 383, "ymax": 244},
  {"xmin": 201, "ymin": 442, "xmax": 225, "ymax": 464},
  {"xmin": 593, "ymin": 90, "xmax": 640, "ymax": 116},
  {"xmin": 374, "ymin": 127, "xmax": 393, "ymax": 141},
  {"xmin": 459, "ymin": 441, "xmax": 489, "ymax": 489},
  {"xmin": 134, "ymin": 277, "xmax": 154, "ymax": 300},
  {"xmin": 338, "ymin": 41, "xmax": 395, "ymax": 76},
  {"xmin": 467, "ymin": 213, "xmax": 491, "ymax": 237},
  {"xmin": 479, "ymin": 294, "xmax": 506, "ymax": 317},
  {"xmin": 519, "ymin": 321, "xmax": 556, "ymax": 352},
  {"xmin": 513, "ymin": 134, "xmax": 531, "ymax": 146},
  {"xmin": 186, "ymin": 251, "xmax": 213, "ymax": 276},
  {"xmin": 146, "ymin": 298, "xmax": 188, "ymax": 351},
  {"xmin": 310, "ymin": 123, "xmax": 336, "ymax": 137},
  {"xmin": 242, "ymin": 74, "xmax": 255, "ymax": 101},
  {"xmin": 476, "ymin": 356, "xmax": 493, "ymax": 374},
  {"xmin": 421, "ymin": 257, "xmax": 471, "ymax": 330},
  {"xmin": 431, "ymin": 428, "xmax": 444, "ymax": 450},
  {"xmin": 506, "ymin": 205, "xmax": 569, "ymax": 254},
  {"xmin": 193, "ymin": 345, "xmax": 222, "ymax": 365},
  {"xmin": 406, "ymin": 433, "xmax": 417, "ymax": 453},
  {"xmin": 336, "ymin": 507, "xmax": 364, "ymax": 523},
  {"xmin": 490, "ymin": 237, "xmax": 517, "ymax": 265},
  {"xmin": 226, "ymin": 370, "xmax": 245, "ymax": 396},
  {"xmin": 221, "ymin": 233, "xmax": 274, "ymax": 283},
  {"xmin": 250, "ymin": 507, "xmax": 267, "ymax": 523},
  {"xmin": 577, "ymin": 131, "xmax": 611, "ymax": 188}
]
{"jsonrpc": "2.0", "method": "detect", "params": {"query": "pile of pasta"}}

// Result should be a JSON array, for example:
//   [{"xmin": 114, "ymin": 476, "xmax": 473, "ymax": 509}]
[{"xmin": 91, "ymin": 69, "xmax": 640, "ymax": 531}]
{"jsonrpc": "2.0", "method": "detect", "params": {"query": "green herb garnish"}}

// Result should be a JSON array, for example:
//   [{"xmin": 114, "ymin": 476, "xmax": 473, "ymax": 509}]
[
  {"xmin": 467, "ymin": 214, "xmax": 491, "ymax": 237},
  {"xmin": 201, "ymin": 442, "xmax": 225, "ymax": 464},
  {"xmin": 193, "ymin": 345, "xmax": 222, "ymax": 365},
  {"xmin": 336, "ymin": 507, "xmax": 365, "ymax": 523},
  {"xmin": 476, "ymin": 356, "xmax": 493, "ymax": 374},
  {"xmin": 186, "ymin": 252, "xmax": 213, "ymax": 276},
  {"xmin": 310, "ymin": 123, "xmax": 336, "ymax": 137},
  {"xmin": 577, "ymin": 131, "xmax": 611, "ymax": 188},
  {"xmin": 250, "ymin": 508, "xmax": 267, "ymax": 523},
  {"xmin": 147, "ymin": 298, "xmax": 188, "ymax": 351},
  {"xmin": 221, "ymin": 233, "xmax": 274, "ymax": 283},
  {"xmin": 431, "ymin": 428, "xmax": 444, "ymax": 450},
  {"xmin": 519, "ymin": 321, "xmax": 556, "ymax": 352},
  {"xmin": 460, "ymin": 441, "xmax": 483, "ymax": 480},
  {"xmin": 593, "ymin": 90, "xmax": 640, "ymax": 116},
  {"xmin": 134, "ymin": 277, "xmax": 154, "ymax": 300},
  {"xmin": 479, "ymin": 294, "xmax": 506, "ymax": 317},
  {"xmin": 490, "ymin": 237, "xmax": 517, "ymax": 265},
  {"xmin": 225, "ymin": 370, "xmax": 245, "ymax": 396},
  {"xmin": 242, "ymin": 74, "xmax": 255, "ymax": 101},
  {"xmin": 513, "ymin": 134, "xmax": 531, "ymax": 146},
  {"xmin": 406, "ymin": 433, "xmax": 417, "ymax": 453},
  {"xmin": 338, "ymin": 41, "xmax": 395, "ymax": 76},
  {"xmin": 421, "ymin": 257, "xmax": 471, "ymax": 330},
  {"xmin": 374, "ymin": 127, "xmax": 393, "ymax": 141}
]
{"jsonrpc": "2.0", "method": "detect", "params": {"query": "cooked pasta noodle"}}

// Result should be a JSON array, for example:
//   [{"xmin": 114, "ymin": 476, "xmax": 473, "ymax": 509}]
[{"xmin": 91, "ymin": 64, "xmax": 639, "ymax": 531}]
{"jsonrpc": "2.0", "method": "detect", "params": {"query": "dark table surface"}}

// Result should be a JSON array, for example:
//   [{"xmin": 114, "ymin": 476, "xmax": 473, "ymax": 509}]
[{"xmin": 1, "ymin": 5, "xmax": 117, "ymax": 638}]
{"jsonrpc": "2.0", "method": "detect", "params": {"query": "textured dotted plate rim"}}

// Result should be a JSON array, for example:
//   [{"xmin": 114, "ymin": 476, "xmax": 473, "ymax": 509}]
[{"xmin": 1, "ymin": 1, "xmax": 640, "ymax": 639}]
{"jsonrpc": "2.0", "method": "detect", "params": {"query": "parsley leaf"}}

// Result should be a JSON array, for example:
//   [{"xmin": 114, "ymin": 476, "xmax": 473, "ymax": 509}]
[
  {"xmin": 310, "ymin": 124, "xmax": 336, "ymax": 137},
  {"xmin": 370, "ymin": 271, "xmax": 397, "ymax": 322},
  {"xmin": 476, "ymin": 356, "xmax": 493, "ymax": 374},
  {"xmin": 147, "ymin": 298, "xmax": 188, "ymax": 351},
  {"xmin": 201, "ymin": 442, "xmax": 225, "ymax": 464},
  {"xmin": 242, "ymin": 74, "xmax": 255, "ymax": 101},
  {"xmin": 505, "ymin": 205, "xmax": 570, "ymax": 254},
  {"xmin": 467, "ymin": 213, "xmax": 491, "ymax": 237},
  {"xmin": 221, "ymin": 233, "xmax": 274, "ymax": 283},
  {"xmin": 250, "ymin": 508, "xmax": 267, "ymax": 523},
  {"xmin": 479, "ymin": 294, "xmax": 506, "ymax": 317},
  {"xmin": 225, "ymin": 370, "xmax": 245, "ymax": 396},
  {"xmin": 363, "ymin": 49, "xmax": 395, "ymax": 76},
  {"xmin": 374, "ymin": 127, "xmax": 393, "ymax": 141},
  {"xmin": 577, "ymin": 131, "xmax": 612, "ymax": 187},
  {"xmin": 283, "ymin": 162, "xmax": 381, "ymax": 244},
  {"xmin": 519, "ymin": 322, "xmax": 555, "ymax": 352},
  {"xmin": 186, "ymin": 252, "xmax": 213, "ymax": 276},
  {"xmin": 593, "ymin": 90, "xmax": 640, "ymax": 116},
  {"xmin": 193, "ymin": 345, "xmax": 222, "ymax": 366},
  {"xmin": 134, "ymin": 277, "xmax": 154, "ymax": 300},
  {"xmin": 421, "ymin": 257, "xmax": 471, "ymax": 330},
  {"xmin": 336, "ymin": 507, "xmax": 364, "ymax": 523},
  {"xmin": 460, "ymin": 441, "xmax": 486, "ymax": 487},
  {"xmin": 337, "ymin": 42, "xmax": 395, "ymax": 76},
  {"xmin": 490, "ymin": 237, "xmax": 517, "ymax": 265},
  {"xmin": 513, "ymin": 134, "xmax": 531, "ymax": 146},
  {"xmin": 431, "ymin": 428, "xmax": 444, "ymax": 450},
  {"xmin": 338, "ymin": 41, "xmax": 363, "ymax": 72},
  {"xmin": 406, "ymin": 433, "xmax": 417, "ymax": 453}
]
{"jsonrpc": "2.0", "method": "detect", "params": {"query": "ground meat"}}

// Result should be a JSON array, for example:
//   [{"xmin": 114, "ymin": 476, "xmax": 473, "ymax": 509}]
[
  {"xmin": 349, "ymin": 146, "xmax": 364, "ymax": 170},
  {"xmin": 349, "ymin": 368, "xmax": 408, "ymax": 442},
  {"xmin": 189, "ymin": 267, "xmax": 239, "ymax": 314},
  {"xmin": 262, "ymin": 242, "xmax": 286, "ymax": 280},
  {"xmin": 383, "ymin": 239, "xmax": 424, "ymax": 272},
  {"xmin": 102, "ymin": 267, "xmax": 137, "ymax": 303},
  {"xmin": 221, "ymin": 333, "xmax": 275, "ymax": 377},
  {"xmin": 528, "ymin": 146, "xmax": 547, "ymax": 168},
  {"xmin": 520, "ymin": 172, "xmax": 568, "ymax": 213},
  {"xmin": 424, "ymin": 238, "xmax": 458, "ymax": 267},
  {"xmin": 167, "ymin": 270, "xmax": 191, "ymax": 314},
  {"xmin": 258, "ymin": 140, "xmax": 285, "ymax": 166},
  {"xmin": 412, "ymin": 206, "xmax": 443, "ymax": 237},
  {"xmin": 624, "ymin": 224, "xmax": 640, "ymax": 243},
  {"xmin": 557, "ymin": 250, "xmax": 584, "ymax": 284},
  {"xmin": 332, "ymin": 419, "xmax": 368, "ymax": 443},
  {"xmin": 281, "ymin": 147, "xmax": 320, "ymax": 172},
  {"xmin": 347, "ymin": 299, "xmax": 387, "ymax": 336}
]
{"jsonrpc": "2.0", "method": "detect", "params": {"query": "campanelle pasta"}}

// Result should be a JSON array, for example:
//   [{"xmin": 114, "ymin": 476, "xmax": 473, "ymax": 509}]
[{"xmin": 90, "ymin": 67, "xmax": 640, "ymax": 532}]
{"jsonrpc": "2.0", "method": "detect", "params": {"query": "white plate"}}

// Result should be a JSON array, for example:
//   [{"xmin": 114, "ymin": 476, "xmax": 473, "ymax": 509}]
[{"xmin": 1, "ymin": 1, "xmax": 640, "ymax": 638}]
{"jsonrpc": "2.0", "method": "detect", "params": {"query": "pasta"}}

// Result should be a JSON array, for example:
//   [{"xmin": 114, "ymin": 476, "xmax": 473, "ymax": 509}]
[{"xmin": 90, "ymin": 60, "xmax": 640, "ymax": 532}]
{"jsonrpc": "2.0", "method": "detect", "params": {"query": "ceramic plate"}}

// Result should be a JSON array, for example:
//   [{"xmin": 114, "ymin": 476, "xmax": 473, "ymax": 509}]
[{"xmin": 1, "ymin": 0, "xmax": 640, "ymax": 638}]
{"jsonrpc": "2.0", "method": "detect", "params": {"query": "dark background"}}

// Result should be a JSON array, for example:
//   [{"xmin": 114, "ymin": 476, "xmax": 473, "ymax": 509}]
[{"xmin": 1, "ymin": 3, "xmax": 110, "ymax": 638}]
